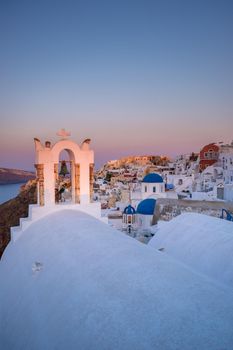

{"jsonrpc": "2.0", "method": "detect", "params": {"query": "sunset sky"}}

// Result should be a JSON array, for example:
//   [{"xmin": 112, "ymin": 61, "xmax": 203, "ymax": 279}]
[{"xmin": 0, "ymin": 0, "xmax": 232, "ymax": 170}]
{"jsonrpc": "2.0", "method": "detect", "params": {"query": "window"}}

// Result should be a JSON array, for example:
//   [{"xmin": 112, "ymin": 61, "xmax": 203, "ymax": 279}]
[
  {"xmin": 207, "ymin": 150, "xmax": 213, "ymax": 159},
  {"xmin": 145, "ymin": 186, "xmax": 147, "ymax": 192},
  {"xmin": 153, "ymin": 186, "xmax": 156, "ymax": 193}
]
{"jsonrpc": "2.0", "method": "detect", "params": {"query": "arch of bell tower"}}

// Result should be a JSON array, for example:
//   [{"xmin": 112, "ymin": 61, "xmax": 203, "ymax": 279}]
[{"xmin": 34, "ymin": 130, "xmax": 94, "ymax": 206}]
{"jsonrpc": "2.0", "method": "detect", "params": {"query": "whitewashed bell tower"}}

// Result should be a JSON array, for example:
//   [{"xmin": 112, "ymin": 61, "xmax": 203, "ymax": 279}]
[
  {"xmin": 34, "ymin": 129, "xmax": 95, "ymax": 207},
  {"xmin": 10, "ymin": 130, "xmax": 103, "ymax": 243}
]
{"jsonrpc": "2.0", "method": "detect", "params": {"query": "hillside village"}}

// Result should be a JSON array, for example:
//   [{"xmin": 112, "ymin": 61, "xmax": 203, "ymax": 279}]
[
  {"xmin": 85, "ymin": 140, "xmax": 233, "ymax": 240},
  {"xmin": 95, "ymin": 140, "xmax": 233, "ymax": 206}
]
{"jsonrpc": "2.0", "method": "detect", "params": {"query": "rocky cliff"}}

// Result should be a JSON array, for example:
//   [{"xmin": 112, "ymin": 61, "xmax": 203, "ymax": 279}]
[
  {"xmin": 0, "ymin": 168, "xmax": 35, "ymax": 184},
  {"xmin": 0, "ymin": 180, "xmax": 37, "ymax": 258}
]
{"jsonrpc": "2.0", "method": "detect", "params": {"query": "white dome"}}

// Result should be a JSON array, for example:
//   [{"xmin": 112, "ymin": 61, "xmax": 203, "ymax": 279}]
[
  {"xmin": 1, "ymin": 210, "xmax": 233, "ymax": 349},
  {"xmin": 149, "ymin": 213, "xmax": 233, "ymax": 288}
]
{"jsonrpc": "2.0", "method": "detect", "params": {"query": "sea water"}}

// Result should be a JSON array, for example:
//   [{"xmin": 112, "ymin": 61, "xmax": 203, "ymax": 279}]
[{"xmin": 0, "ymin": 183, "xmax": 23, "ymax": 205}]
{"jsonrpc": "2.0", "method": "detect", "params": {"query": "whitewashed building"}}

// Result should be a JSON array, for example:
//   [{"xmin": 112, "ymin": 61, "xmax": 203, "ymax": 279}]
[
  {"xmin": 219, "ymin": 142, "xmax": 233, "ymax": 184},
  {"xmin": 219, "ymin": 141, "xmax": 233, "ymax": 201},
  {"xmin": 141, "ymin": 173, "xmax": 166, "ymax": 200}
]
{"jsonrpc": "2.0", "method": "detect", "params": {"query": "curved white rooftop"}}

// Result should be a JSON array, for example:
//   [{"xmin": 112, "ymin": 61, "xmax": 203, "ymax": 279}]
[
  {"xmin": 149, "ymin": 213, "xmax": 233, "ymax": 288},
  {"xmin": 1, "ymin": 210, "xmax": 233, "ymax": 349}
]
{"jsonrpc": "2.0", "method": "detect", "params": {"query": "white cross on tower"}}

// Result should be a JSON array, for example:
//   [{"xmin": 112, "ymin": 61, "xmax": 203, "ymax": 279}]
[{"xmin": 56, "ymin": 128, "xmax": 71, "ymax": 139}]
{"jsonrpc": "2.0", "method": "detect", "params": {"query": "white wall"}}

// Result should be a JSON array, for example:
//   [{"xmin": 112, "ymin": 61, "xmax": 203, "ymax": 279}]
[
  {"xmin": 141, "ymin": 182, "xmax": 166, "ymax": 200},
  {"xmin": 224, "ymin": 184, "xmax": 233, "ymax": 202},
  {"xmin": 137, "ymin": 214, "xmax": 153, "ymax": 230}
]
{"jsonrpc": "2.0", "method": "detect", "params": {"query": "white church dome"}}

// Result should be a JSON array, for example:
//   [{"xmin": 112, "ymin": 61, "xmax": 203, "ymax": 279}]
[{"xmin": 1, "ymin": 210, "xmax": 233, "ymax": 349}]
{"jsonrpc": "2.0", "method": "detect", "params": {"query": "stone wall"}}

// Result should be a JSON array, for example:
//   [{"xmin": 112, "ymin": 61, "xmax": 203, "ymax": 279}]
[{"xmin": 154, "ymin": 198, "xmax": 233, "ymax": 222}]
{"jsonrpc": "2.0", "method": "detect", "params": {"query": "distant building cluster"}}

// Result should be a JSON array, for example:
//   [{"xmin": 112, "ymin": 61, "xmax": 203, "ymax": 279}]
[{"xmin": 92, "ymin": 140, "xmax": 233, "ymax": 237}]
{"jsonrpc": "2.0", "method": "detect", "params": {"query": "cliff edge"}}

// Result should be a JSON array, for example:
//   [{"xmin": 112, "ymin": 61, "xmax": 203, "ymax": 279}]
[
  {"xmin": 0, "ymin": 168, "xmax": 35, "ymax": 185},
  {"xmin": 0, "ymin": 180, "xmax": 37, "ymax": 258}
]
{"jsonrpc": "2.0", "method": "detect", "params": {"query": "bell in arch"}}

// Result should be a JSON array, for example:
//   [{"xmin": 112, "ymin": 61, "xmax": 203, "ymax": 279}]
[{"xmin": 59, "ymin": 160, "xmax": 69, "ymax": 177}]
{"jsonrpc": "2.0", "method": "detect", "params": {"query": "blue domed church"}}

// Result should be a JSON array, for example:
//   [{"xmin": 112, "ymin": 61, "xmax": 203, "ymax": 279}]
[
  {"xmin": 122, "ymin": 173, "xmax": 165, "ymax": 233},
  {"xmin": 122, "ymin": 200, "xmax": 156, "ymax": 233},
  {"xmin": 141, "ymin": 173, "xmax": 166, "ymax": 200},
  {"xmin": 122, "ymin": 205, "xmax": 137, "ymax": 232},
  {"xmin": 136, "ymin": 198, "xmax": 157, "ymax": 230},
  {"xmin": 135, "ymin": 173, "xmax": 165, "ymax": 231}
]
